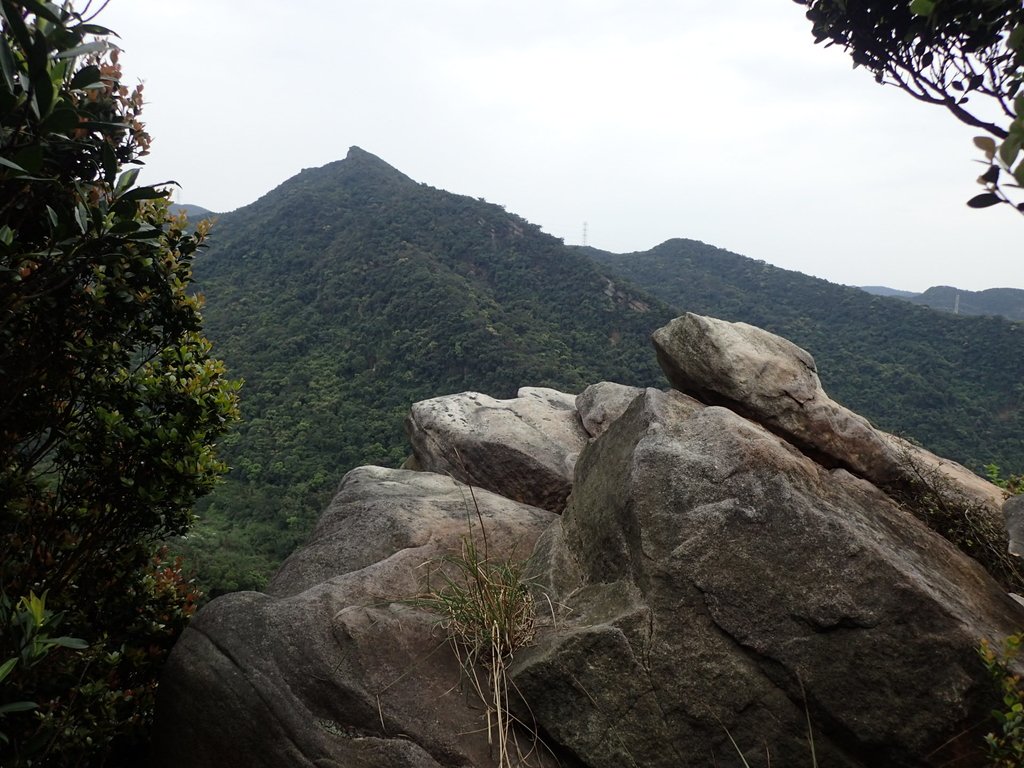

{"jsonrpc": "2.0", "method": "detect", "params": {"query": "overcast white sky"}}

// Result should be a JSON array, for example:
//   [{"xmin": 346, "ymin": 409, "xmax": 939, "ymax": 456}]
[{"xmin": 99, "ymin": 1, "xmax": 1020, "ymax": 292}]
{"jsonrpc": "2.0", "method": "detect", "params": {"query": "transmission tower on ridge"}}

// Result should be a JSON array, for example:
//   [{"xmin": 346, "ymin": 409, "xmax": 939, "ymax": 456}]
[{"xmin": 582, "ymin": 221, "xmax": 588, "ymax": 247}]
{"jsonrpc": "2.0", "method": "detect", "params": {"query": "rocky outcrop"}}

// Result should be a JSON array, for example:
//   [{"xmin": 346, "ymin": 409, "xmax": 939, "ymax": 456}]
[
  {"xmin": 1005, "ymin": 494, "xmax": 1024, "ymax": 557},
  {"xmin": 153, "ymin": 467, "xmax": 559, "ymax": 768},
  {"xmin": 653, "ymin": 313, "xmax": 1007, "ymax": 530},
  {"xmin": 650, "ymin": 313, "xmax": 890, "ymax": 476},
  {"xmin": 515, "ymin": 388, "xmax": 1021, "ymax": 767},
  {"xmin": 574, "ymin": 381, "xmax": 644, "ymax": 439},
  {"xmin": 155, "ymin": 314, "xmax": 1022, "ymax": 768},
  {"xmin": 405, "ymin": 387, "xmax": 588, "ymax": 513}
]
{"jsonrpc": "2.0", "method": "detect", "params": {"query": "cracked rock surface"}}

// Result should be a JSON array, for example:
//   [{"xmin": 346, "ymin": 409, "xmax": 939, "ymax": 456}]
[
  {"xmin": 514, "ymin": 388, "xmax": 1022, "ymax": 767},
  {"xmin": 653, "ymin": 313, "xmax": 1005, "ymax": 533}
]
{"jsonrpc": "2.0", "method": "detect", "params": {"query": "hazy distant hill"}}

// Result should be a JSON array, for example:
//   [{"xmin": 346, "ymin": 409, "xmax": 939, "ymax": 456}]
[
  {"xmin": 183, "ymin": 152, "xmax": 1023, "ymax": 593},
  {"xmin": 588, "ymin": 239, "xmax": 1024, "ymax": 474},
  {"xmin": 860, "ymin": 285, "xmax": 919, "ymax": 298},
  {"xmin": 171, "ymin": 203, "xmax": 216, "ymax": 220},
  {"xmin": 860, "ymin": 284, "xmax": 1024, "ymax": 321},
  {"xmin": 908, "ymin": 286, "xmax": 1024, "ymax": 322}
]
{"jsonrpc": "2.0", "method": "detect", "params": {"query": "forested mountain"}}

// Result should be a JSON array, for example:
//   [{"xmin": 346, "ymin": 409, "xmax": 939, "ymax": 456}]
[
  {"xmin": 186, "ymin": 147, "xmax": 674, "ymax": 591},
  {"xmin": 171, "ymin": 202, "xmax": 216, "ymax": 220},
  {"xmin": 860, "ymin": 284, "xmax": 1024, "ymax": 321},
  {"xmin": 185, "ymin": 150, "xmax": 1023, "ymax": 594},
  {"xmin": 907, "ymin": 285, "xmax": 1024, "ymax": 321},
  {"xmin": 860, "ymin": 285, "xmax": 919, "ymax": 298},
  {"xmin": 589, "ymin": 239, "xmax": 1024, "ymax": 475}
]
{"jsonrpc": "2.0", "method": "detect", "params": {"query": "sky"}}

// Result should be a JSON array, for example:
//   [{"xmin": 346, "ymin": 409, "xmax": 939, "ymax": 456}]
[{"xmin": 97, "ymin": 1, "xmax": 1021, "ymax": 292}]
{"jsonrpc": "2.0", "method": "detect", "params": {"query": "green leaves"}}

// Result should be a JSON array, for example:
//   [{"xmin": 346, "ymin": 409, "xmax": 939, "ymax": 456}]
[
  {"xmin": 798, "ymin": 1, "xmax": 1024, "ymax": 211},
  {"xmin": 978, "ymin": 164, "xmax": 1000, "ymax": 185},
  {"xmin": 974, "ymin": 136, "xmax": 997, "ymax": 160},
  {"xmin": 0, "ymin": 657, "xmax": 18, "ymax": 683},
  {"xmin": 967, "ymin": 192, "xmax": 1002, "ymax": 208},
  {"xmin": 999, "ymin": 133, "xmax": 1022, "ymax": 167},
  {"xmin": 68, "ymin": 62, "xmax": 99, "ymax": 89},
  {"xmin": 980, "ymin": 633, "xmax": 1024, "ymax": 767},
  {"xmin": 0, "ymin": 30, "xmax": 16, "ymax": 91},
  {"xmin": 909, "ymin": 0, "xmax": 936, "ymax": 16},
  {"xmin": 53, "ymin": 39, "xmax": 110, "ymax": 59},
  {"xmin": 0, "ymin": 155, "xmax": 27, "ymax": 173},
  {"xmin": 0, "ymin": 2, "xmax": 239, "ymax": 762},
  {"xmin": 114, "ymin": 167, "xmax": 139, "ymax": 196}
]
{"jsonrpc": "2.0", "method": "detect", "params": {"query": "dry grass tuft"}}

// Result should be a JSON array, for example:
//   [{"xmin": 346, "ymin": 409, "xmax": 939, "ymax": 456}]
[{"xmin": 415, "ymin": 484, "xmax": 544, "ymax": 767}]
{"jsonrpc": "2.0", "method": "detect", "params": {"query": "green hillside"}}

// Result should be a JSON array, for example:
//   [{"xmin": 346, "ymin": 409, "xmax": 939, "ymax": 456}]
[
  {"xmin": 908, "ymin": 286, "xmax": 1024, "ymax": 321},
  {"xmin": 185, "ymin": 147, "xmax": 674, "ymax": 592},
  {"xmin": 171, "ymin": 203, "xmax": 217, "ymax": 220},
  {"xmin": 588, "ymin": 239, "xmax": 1024, "ymax": 475},
  {"xmin": 860, "ymin": 284, "xmax": 1024, "ymax": 321},
  {"xmin": 182, "ymin": 153, "xmax": 1023, "ymax": 595}
]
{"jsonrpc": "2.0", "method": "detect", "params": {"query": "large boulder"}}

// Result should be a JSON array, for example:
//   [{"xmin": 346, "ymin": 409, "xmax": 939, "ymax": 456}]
[
  {"xmin": 514, "ymin": 388, "xmax": 1024, "ymax": 768},
  {"xmin": 405, "ymin": 387, "xmax": 587, "ymax": 513},
  {"xmin": 651, "ymin": 313, "xmax": 906, "ymax": 482},
  {"xmin": 153, "ymin": 467, "xmax": 561, "ymax": 768},
  {"xmin": 652, "ymin": 313, "xmax": 1011, "ymax": 573},
  {"xmin": 154, "ymin": 313, "xmax": 1023, "ymax": 768},
  {"xmin": 574, "ymin": 381, "xmax": 644, "ymax": 439}
]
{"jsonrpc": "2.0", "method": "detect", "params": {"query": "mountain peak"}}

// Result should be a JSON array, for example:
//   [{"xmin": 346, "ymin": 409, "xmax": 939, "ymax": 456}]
[
  {"xmin": 229, "ymin": 147, "xmax": 417, "ymax": 217},
  {"xmin": 337, "ymin": 146, "xmax": 415, "ymax": 184}
]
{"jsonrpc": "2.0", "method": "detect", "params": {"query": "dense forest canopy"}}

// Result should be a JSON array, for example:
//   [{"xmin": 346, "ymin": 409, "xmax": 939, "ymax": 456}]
[
  {"xmin": 184, "ymin": 147, "xmax": 674, "ymax": 593},
  {"xmin": 180, "ymin": 149, "xmax": 1024, "ymax": 596}
]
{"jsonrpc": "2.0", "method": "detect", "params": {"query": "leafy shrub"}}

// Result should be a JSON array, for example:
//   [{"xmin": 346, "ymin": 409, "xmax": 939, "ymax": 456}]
[
  {"xmin": 979, "ymin": 632, "xmax": 1024, "ymax": 768},
  {"xmin": 892, "ymin": 447, "xmax": 1024, "ymax": 592},
  {"xmin": 0, "ymin": 2, "xmax": 238, "ymax": 763}
]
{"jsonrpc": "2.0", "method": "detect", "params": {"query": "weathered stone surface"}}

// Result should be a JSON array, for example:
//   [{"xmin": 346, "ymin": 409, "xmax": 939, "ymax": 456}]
[
  {"xmin": 156, "ymin": 314, "xmax": 1024, "ymax": 768},
  {"xmin": 652, "ymin": 313, "xmax": 1008, "ymax": 555},
  {"xmin": 153, "ymin": 467, "xmax": 561, "ymax": 768},
  {"xmin": 514, "ymin": 388, "xmax": 1024, "ymax": 768},
  {"xmin": 575, "ymin": 382, "xmax": 644, "ymax": 439},
  {"xmin": 652, "ymin": 313, "xmax": 901, "ymax": 481},
  {"xmin": 405, "ymin": 386, "xmax": 587, "ymax": 512},
  {"xmin": 882, "ymin": 433, "xmax": 1007, "ymax": 511},
  {"xmin": 1005, "ymin": 494, "xmax": 1024, "ymax": 557}
]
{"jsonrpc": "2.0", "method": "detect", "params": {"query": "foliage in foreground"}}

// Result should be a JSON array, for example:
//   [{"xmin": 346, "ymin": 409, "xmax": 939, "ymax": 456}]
[
  {"xmin": 795, "ymin": 0, "xmax": 1024, "ymax": 212},
  {"xmin": 415, "ymin": 487, "xmax": 541, "ymax": 767},
  {"xmin": 980, "ymin": 631, "xmax": 1024, "ymax": 768},
  {"xmin": 0, "ymin": 2, "xmax": 238, "ymax": 763}
]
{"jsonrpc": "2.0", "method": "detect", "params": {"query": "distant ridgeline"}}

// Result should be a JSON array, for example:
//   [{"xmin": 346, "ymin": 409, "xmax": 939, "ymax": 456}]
[
  {"xmin": 861, "ymin": 284, "xmax": 1024, "ymax": 322},
  {"xmin": 590, "ymin": 240, "xmax": 1024, "ymax": 476},
  {"xmin": 170, "ymin": 203, "xmax": 216, "ymax": 221},
  {"xmin": 184, "ymin": 147, "xmax": 1024, "ymax": 594}
]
